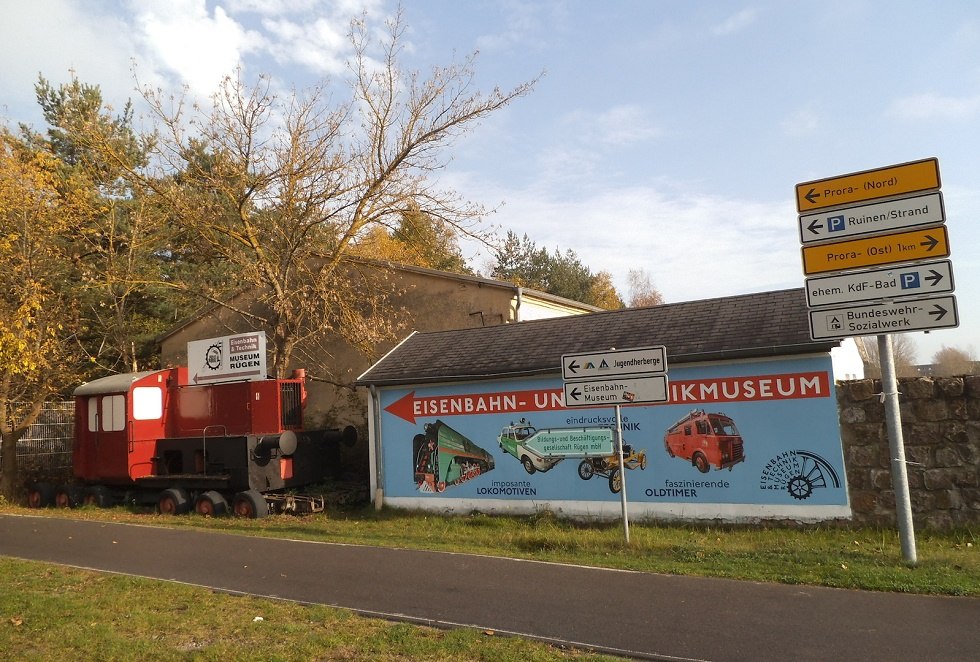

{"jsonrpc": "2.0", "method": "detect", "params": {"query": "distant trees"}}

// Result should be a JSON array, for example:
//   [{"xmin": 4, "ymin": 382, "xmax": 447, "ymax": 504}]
[
  {"xmin": 489, "ymin": 231, "xmax": 625, "ymax": 309},
  {"xmin": 626, "ymin": 269, "xmax": 664, "ymax": 307},
  {"xmin": 860, "ymin": 335, "xmax": 919, "ymax": 378},
  {"xmin": 931, "ymin": 345, "xmax": 978, "ymax": 376}
]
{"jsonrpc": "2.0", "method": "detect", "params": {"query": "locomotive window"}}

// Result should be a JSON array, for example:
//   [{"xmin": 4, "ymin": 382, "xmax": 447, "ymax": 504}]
[
  {"xmin": 102, "ymin": 395, "xmax": 126, "ymax": 432},
  {"xmin": 87, "ymin": 399, "xmax": 98, "ymax": 432},
  {"xmin": 133, "ymin": 386, "xmax": 163, "ymax": 420}
]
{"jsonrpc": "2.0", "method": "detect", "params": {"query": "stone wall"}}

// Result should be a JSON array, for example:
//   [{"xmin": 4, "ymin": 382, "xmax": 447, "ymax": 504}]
[{"xmin": 837, "ymin": 376, "xmax": 980, "ymax": 529}]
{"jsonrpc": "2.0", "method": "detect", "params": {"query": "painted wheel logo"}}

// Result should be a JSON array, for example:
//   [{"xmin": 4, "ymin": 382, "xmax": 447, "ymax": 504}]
[
  {"xmin": 204, "ymin": 343, "xmax": 222, "ymax": 371},
  {"xmin": 759, "ymin": 450, "xmax": 840, "ymax": 500}
]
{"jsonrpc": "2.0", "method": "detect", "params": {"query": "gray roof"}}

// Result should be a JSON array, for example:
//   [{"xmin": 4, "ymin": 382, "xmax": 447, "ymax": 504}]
[
  {"xmin": 74, "ymin": 370, "xmax": 162, "ymax": 397},
  {"xmin": 356, "ymin": 288, "xmax": 839, "ymax": 387}
]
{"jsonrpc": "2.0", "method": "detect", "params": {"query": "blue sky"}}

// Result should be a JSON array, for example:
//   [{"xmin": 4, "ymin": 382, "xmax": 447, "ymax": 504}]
[{"xmin": 2, "ymin": 0, "xmax": 979, "ymax": 362}]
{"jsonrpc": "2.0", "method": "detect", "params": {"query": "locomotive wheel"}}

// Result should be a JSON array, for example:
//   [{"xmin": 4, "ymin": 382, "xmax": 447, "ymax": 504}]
[
  {"xmin": 578, "ymin": 460, "xmax": 595, "ymax": 480},
  {"xmin": 55, "ymin": 485, "xmax": 84, "ymax": 509},
  {"xmin": 693, "ymin": 452, "xmax": 710, "ymax": 474},
  {"xmin": 82, "ymin": 486, "xmax": 112, "ymax": 508},
  {"xmin": 27, "ymin": 482, "xmax": 55, "ymax": 508},
  {"xmin": 194, "ymin": 490, "xmax": 229, "ymax": 517},
  {"xmin": 609, "ymin": 468, "xmax": 623, "ymax": 494},
  {"xmin": 158, "ymin": 488, "xmax": 192, "ymax": 515},
  {"xmin": 232, "ymin": 490, "xmax": 269, "ymax": 519}
]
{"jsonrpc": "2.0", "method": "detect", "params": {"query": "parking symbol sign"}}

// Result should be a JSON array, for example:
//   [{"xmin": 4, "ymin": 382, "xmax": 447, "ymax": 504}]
[
  {"xmin": 828, "ymin": 215, "xmax": 846, "ymax": 232},
  {"xmin": 900, "ymin": 272, "xmax": 920, "ymax": 289}
]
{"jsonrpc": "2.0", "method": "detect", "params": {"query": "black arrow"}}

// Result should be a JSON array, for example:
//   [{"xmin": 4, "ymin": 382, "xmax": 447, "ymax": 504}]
[
  {"xmin": 805, "ymin": 188, "xmax": 820, "ymax": 205},
  {"xmin": 924, "ymin": 269, "xmax": 944, "ymax": 287},
  {"xmin": 929, "ymin": 304, "xmax": 948, "ymax": 321},
  {"xmin": 566, "ymin": 361, "xmax": 580, "ymax": 375},
  {"xmin": 568, "ymin": 387, "xmax": 581, "ymax": 400},
  {"xmin": 807, "ymin": 219, "xmax": 823, "ymax": 234},
  {"xmin": 920, "ymin": 235, "xmax": 939, "ymax": 251}
]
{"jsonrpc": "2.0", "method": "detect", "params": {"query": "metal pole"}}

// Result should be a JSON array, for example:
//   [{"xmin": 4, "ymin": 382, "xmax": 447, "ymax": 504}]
[
  {"xmin": 877, "ymin": 333, "xmax": 917, "ymax": 565},
  {"xmin": 615, "ymin": 405, "xmax": 630, "ymax": 543}
]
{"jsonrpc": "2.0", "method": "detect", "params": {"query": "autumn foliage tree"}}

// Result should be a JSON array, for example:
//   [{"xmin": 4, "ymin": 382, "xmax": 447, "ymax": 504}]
[
  {"xmin": 0, "ymin": 128, "xmax": 90, "ymax": 498},
  {"xmin": 86, "ymin": 11, "xmax": 537, "ymax": 377}
]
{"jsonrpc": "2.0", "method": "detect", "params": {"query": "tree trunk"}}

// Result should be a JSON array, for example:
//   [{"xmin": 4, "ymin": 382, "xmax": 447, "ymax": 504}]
[{"xmin": 0, "ymin": 430, "xmax": 22, "ymax": 501}]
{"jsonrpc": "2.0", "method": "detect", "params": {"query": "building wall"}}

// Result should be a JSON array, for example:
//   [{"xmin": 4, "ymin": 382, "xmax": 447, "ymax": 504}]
[
  {"xmin": 159, "ymin": 263, "xmax": 593, "ymax": 477},
  {"xmin": 369, "ymin": 355, "xmax": 852, "ymax": 522},
  {"xmin": 837, "ymin": 376, "xmax": 980, "ymax": 529}
]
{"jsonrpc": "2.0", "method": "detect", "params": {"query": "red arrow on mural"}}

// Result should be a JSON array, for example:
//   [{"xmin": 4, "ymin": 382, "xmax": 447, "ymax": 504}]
[{"xmin": 383, "ymin": 388, "xmax": 567, "ymax": 424}]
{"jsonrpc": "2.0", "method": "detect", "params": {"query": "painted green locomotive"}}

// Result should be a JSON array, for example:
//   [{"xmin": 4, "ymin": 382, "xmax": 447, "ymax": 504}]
[{"xmin": 412, "ymin": 420, "xmax": 494, "ymax": 493}]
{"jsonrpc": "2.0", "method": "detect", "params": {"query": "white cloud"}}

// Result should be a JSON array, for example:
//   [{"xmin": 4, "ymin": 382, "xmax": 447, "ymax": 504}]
[
  {"xmin": 711, "ymin": 8, "xmax": 759, "ymax": 36},
  {"xmin": 559, "ymin": 105, "xmax": 662, "ymax": 148},
  {"xmin": 132, "ymin": 1, "xmax": 265, "ymax": 97},
  {"xmin": 261, "ymin": 16, "xmax": 352, "ymax": 75},
  {"xmin": 0, "ymin": 0, "xmax": 139, "ymax": 124},
  {"xmin": 451, "ymin": 172, "xmax": 799, "ymax": 303},
  {"xmin": 887, "ymin": 92, "xmax": 980, "ymax": 121}
]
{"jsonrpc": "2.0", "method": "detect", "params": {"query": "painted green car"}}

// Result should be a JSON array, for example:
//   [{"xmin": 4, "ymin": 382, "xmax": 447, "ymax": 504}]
[{"xmin": 497, "ymin": 422, "xmax": 562, "ymax": 474}]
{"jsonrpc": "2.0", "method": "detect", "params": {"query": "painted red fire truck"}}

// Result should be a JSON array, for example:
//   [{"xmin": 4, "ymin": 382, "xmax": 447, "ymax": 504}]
[
  {"xmin": 663, "ymin": 409, "xmax": 745, "ymax": 473},
  {"xmin": 26, "ymin": 366, "xmax": 354, "ymax": 517}
]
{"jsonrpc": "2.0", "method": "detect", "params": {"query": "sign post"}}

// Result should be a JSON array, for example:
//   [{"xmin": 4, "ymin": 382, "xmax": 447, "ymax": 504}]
[
  {"xmin": 561, "ymin": 346, "xmax": 669, "ymax": 543},
  {"xmin": 795, "ymin": 158, "xmax": 955, "ymax": 565}
]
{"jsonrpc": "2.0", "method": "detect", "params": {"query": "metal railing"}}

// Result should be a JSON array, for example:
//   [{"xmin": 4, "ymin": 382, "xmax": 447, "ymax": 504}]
[{"xmin": 0, "ymin": 402, "xmax": 75, "ymax": 472}]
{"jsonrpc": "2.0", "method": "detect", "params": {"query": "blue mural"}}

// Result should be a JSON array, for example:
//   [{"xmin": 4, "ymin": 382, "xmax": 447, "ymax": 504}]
[{"xmin": 376, "ymin": 355, "xmax": 849, "ymax": 510}]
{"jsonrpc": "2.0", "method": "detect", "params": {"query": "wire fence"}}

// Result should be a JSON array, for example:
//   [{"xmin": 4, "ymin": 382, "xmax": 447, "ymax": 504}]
[{"xmin": 0, "ymin": 402, "xmax": 75, "ymax": 473}]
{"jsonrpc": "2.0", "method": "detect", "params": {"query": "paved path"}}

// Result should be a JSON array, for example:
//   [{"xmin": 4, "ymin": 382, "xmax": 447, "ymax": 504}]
[{"xmin": 1, "ymin": 514, "xmax": 978, "ymax": 661}]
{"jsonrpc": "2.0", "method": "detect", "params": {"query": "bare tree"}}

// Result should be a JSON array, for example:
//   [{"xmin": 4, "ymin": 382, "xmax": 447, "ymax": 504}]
[
  {"xmin": 931, "ymin": 345, "xmax": 978, "ymax": 376},
  {"xmin": 627, "ymin": 268, "xmax": 664, "ymax": 307},
  {"xmin": 859, "ymin": 335, "xmax": 919, "ymax": 378},
  {"xmin": 94, "ymin": 10, "xmax": 537, "ymax": 377}
]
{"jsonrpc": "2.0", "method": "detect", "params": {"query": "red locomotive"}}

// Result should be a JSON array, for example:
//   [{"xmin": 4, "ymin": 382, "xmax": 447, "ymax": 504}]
[{"xmin": 26, "ymin": 366, "xmax": 354, "ymax": 517}]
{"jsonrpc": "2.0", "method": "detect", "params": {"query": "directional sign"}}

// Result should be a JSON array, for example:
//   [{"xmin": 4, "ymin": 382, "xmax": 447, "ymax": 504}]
[
  {"xmin": 801, "ymin": 226, "xmax": 949, "ymax": 276},
  {"xmin": 563, "ymin": 374, "xmax": 669, "ymax": 408},
  {"xmin": 796, "ymin": 157, "xmax": 940, "ymax": 212},
  {"xmin": 805, "ymin": 260, "xmax": 955, "ymax": 307},
  {"xmin": 798, "ymin": 192, "xmax": 944, "ymax": 245},
  {"xmin": 562, "ymin": 346, "xmax": 667, "ymax": 381},
  {"xmin": 524, "ymin": 427, "xmax": 615, "ymax": 458},
  {"xmin": 808, "ymin": 295, "xmax": 958, "ymax": 340}
]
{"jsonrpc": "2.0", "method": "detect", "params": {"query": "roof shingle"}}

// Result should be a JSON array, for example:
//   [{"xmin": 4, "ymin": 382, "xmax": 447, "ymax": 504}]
[{"xmin": 357, "ymin": 288, "xmax": 838, "ymax": 386}]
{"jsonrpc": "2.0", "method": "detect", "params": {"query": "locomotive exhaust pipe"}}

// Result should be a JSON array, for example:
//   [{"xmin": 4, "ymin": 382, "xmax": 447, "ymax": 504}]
[{"xmin": 253, "ymin": 430, "xmax": 299, "ymax": 458}]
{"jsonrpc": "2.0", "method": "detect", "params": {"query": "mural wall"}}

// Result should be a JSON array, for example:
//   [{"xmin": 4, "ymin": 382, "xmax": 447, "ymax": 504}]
[{"xmin": 373, "ymin": 355, "xmax": 851, "ymax": 520}]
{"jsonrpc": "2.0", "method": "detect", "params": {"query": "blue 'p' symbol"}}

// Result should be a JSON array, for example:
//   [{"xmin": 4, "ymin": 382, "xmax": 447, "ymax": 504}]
[
  {"xmin": 828, "ymin": 215, "xmax": 846, "ymax": 232},
  {"xmin": 901, "ymin": 272, "xmax": 920, "ymax": 289}
]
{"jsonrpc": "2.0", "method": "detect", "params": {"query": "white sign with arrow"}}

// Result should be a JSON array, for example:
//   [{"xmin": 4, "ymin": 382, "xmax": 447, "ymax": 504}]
[
  {"xmin": 562, "ymin": 374, "xmax": 669, "ymax": 408},
  {"xmin": 805, "ymin": 259, "xmax": 954, "ymax": 307},
  {"xmin": 808, "ymin": 295, "xmax": 958, "ymax": 340},
  {"xmin": 798, "ymin": 192, "xmax": 944, "ymax": 245},
  {"xmin": 561, "ymin": 346, "xmax": 667, "ymax": 381}
]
